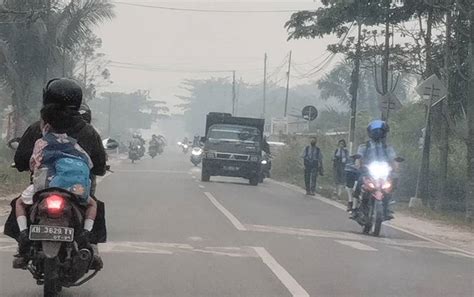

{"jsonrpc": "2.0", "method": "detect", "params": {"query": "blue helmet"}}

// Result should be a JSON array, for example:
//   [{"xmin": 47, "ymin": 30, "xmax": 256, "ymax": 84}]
[{"xmin": 367, "ymin": 120, "xmax": 389, "ymax": 141}]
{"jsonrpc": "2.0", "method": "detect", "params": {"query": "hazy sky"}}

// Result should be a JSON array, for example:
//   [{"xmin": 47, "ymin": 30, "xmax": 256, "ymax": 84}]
[{"xmin": 95, "ymin": 1, "xmax": 339, "ymax": 111}]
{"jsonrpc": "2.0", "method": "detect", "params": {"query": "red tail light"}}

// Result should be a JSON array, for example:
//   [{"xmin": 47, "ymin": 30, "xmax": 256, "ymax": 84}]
[{"xmin": 45, "ymin": 195, "xmax": 65, "ymax": 218}]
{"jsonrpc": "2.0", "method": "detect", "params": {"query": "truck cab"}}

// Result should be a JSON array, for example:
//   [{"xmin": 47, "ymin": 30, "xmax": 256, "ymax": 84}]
[{"xmin": 201, "ymin": 112, "xmax": 264, "ymax": 185}]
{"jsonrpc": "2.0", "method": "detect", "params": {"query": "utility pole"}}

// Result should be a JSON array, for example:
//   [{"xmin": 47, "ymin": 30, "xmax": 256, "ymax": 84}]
[
  {"xmin": 263, "ymin": 53, "xmax": 267, "ymax": 118},
  {"xmin": 232, "ymin": 70, "xmax": 236, "ymax": 115},
  {"xmin": 381, "ymin": 0, "xmax": 391, "ymax": 121},
  {"xmin": 284, "ymin": 50, "xmax": 292, "ymax": 117},
  {"xmin": 349, "ymin": 19, "xmax": 362, "ymax": 154}
]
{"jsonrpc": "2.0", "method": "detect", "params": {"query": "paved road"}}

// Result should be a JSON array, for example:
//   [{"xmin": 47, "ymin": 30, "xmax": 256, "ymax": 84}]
[{"xmin": 1, "ymin": 150, "xmax": 473, "ymax": 297}]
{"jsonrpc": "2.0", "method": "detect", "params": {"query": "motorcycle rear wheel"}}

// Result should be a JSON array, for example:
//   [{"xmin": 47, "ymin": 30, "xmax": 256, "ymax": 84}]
[{"xmin": 44, "ymin": 258, "xmax": 60, "ymax": 297}]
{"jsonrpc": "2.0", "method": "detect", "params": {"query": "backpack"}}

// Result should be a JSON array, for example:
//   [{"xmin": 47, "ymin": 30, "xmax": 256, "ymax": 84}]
[
  {"xmin": 39, "ymin": 133, "xmax": 92, "ymax": 204},
  {"xmin": 49, "ymin": 156, "xmax": 91, "ymax": 204}
]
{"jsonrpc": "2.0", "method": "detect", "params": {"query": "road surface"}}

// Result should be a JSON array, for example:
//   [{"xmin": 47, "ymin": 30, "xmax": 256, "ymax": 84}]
[{"xmin": 1, "ymin": 150, "xmax": 472, "ymax": 297}]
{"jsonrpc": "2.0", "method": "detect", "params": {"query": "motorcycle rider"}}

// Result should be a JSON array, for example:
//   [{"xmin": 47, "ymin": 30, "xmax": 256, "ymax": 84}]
[
  {"xmin": 352, "ymin": 120, "xmax": 399, "ymax": 220},
  {"xmin": 150, "ymin": 134, "xmax": 159, "ymax": 147},
  {"xmin": 131, "ymin": 132, "xmax": 145, "ymax": 156},
  {"xmin": 5, "ymin": 78, "xmax": 107, "ymax": 268}
]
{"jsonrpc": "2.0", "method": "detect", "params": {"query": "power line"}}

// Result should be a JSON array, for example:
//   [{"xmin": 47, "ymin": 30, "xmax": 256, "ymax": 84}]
[
  {"xmin": 109, "ymin": 61, "xmax": 267, "ymax": 73},
  {"xmin": 112, "ymin": 1, "xmax": 304, "ymax": 13}
]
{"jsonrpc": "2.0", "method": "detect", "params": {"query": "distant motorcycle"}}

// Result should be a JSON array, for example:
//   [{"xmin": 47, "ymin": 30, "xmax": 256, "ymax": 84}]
[
  {"xmin": 352, "ymin": 159, "xmax": 402, "ymax": 236},
  {"xmin": 190, "ymin": 147, "xmax": 203, "ymax": 166},
  {"xmin": 182, "ymin": 144, "xmax": 189, "ymax": 154},
  {"xmin": 129, "ymin": 145, "xmax": 140, "ymax": 163},
  {"xmin": 148, "ymin": 145, "xmax": 158, "ymax": 159}
]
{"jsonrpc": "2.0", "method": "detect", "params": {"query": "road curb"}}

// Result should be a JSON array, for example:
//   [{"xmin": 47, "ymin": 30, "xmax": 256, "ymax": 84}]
[{"xmin": 267, "ymin": 178, "xmax": 474, "ymax": 256}]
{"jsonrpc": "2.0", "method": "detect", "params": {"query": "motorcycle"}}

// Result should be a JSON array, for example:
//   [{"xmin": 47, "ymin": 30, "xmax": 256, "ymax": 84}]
[
  {"xmin": 353, "ymin": 160, "xmax": 398, "ymax": 237},
  {"xmin": 128, "ymin": 144, "xmax": 140, "ymax": 163},
  {"xmin": 5, "ymin": 138, "xmax": 118, "ymax": 297},
  {"xmin": 259, "ymin": 154, "xmax": 272, "ymax": 183},
  {"xmin": 148, "ymin": 145, "xmax": 158, "ymax": 159},
  {"xmin": 190, "ymin": 147, "xmax": 203, "ymax": 166},
  {"xmin": 22, "ymin": 188, "xmax": 100, "ymax": 296}
]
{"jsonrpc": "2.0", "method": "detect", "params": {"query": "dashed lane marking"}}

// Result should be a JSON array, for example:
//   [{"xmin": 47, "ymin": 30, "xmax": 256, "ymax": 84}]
[
  {"xmin": 198, "ymin": 185, "xmax": 205, "ymax": 189},
  {"xmin": 335, "ymin": 240, "xmax": 378, "ymax": 251},
  {"xmin": 388, "ymin": 246, "xmax": 414, "ymax": 253},
  {"xmin": 253, "ymin": 247, "xmax": 309, "ymax": 297},
  {"xmin": 204, "ymin": 192, "xmax": 246, "ymax": 231},
  {"xmin": 439, "ymin": 250, "xmax": 474, "ymax": 259},
  {"xmin": 0, "ymin": 239, "xmax": 257, "ymax": 258},
  {"xmin": 269, "ymin": 179, "xmax": 474, "ymax": 257},
  {"xmin": 114, "ymin": 169, "xmax": 189, "ymax": 174},
  {"xmin": 246, "ymin": 224, "xmax": 443, "ymax": 251}
]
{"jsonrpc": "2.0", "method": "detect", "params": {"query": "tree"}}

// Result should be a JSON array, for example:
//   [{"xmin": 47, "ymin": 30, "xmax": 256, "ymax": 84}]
[
  {"xmin": 72, "ymin": 33, "xmax": 112, "ymax": 101},
  {"xmin": 0, "ymin": 0, "xmax": 115, "ymax": 134},
  {"xmin": 89, "ymin": 90, "xmax": 168, "ymax": 139}
]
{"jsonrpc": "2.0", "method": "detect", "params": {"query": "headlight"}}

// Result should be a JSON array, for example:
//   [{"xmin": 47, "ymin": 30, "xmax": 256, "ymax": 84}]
[
  {"xmin": 183, "ymin": 144, "xmax": 188, "ymax": 149},
  {"xmin": 382, "ymin": 181, "xmax": 392, "ymax": 190},
  {"xmin": 261, "ymin": 160, "xmax": 268, "ymax": 165},
  {"xmin": 192, "ymin": 149, "xmax": 202, "ymax": 156},
  {"xmin": 250, "ymin": 156, "xmax": 259, "ymax": 162},
  {"xmin": 368, "ymin": 162, "xmax": 391, "ymax": 180}
]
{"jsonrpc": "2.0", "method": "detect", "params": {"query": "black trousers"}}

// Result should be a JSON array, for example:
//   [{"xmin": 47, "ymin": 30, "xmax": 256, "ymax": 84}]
[{"xmin": 304, "ymin": 166, "xmax": 318, "ymax": 193}]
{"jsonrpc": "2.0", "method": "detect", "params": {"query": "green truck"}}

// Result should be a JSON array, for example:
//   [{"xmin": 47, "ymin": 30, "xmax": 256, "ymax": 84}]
[{"xmin": 201, "ymin": 112, "xmax": 265, "ymax": 186}]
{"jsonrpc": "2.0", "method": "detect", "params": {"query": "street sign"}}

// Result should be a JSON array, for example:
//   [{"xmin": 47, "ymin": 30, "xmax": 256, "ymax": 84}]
[
  {"xmin": 378, "ymin": 93, "xmax": 402, "ymax": 112},
  {"xmin": 415, "ymin": 74, "xmax": 447, "ymax": 104},
  {"xmin": 301, "ymin": 105, "xmax": 318, "ymax": 121}
]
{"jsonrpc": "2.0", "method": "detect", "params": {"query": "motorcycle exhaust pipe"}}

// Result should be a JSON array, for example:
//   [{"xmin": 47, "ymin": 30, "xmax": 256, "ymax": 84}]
[{"xmin": 79, "ymin": 249, "xmax": 92, "ymax": 261}]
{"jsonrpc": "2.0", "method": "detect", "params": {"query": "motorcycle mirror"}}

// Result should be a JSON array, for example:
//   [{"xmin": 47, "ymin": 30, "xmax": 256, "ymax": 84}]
[
  {"xmin": 394, "ymin": 156, "xmax": 405, "ymax": 163},
  {"xmin": 7, "ymin": 138, "xmax": 21, "ymax": 150},
  {"xmin": 103, "ymin": 138, "xmax": 119, "ymax": 150}
]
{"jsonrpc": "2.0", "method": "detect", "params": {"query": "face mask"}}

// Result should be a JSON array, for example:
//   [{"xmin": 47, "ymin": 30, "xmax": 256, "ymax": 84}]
[{"xmin": 311, "ymin": 141, "xmax": 316, "ymax": 146}]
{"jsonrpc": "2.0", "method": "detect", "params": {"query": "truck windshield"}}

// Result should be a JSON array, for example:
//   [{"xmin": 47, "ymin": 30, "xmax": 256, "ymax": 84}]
[{"xmin": 208, "ymin": 124, "xmax": 260, "ymax": 143}]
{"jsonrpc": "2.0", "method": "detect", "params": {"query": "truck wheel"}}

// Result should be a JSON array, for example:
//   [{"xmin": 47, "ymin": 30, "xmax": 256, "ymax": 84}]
[
  {"xmin": 249, "ymin": 176, "xmax": 259, "ymax": 186},
  {"xmin": 201, "ymin": 168, "xmax": 210, "ymax": 182}
]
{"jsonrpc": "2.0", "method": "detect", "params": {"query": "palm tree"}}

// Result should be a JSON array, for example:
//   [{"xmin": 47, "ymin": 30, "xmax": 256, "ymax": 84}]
[{"xmin": 0, "ymin": 0, "xmax": 115, "ymax": 135}]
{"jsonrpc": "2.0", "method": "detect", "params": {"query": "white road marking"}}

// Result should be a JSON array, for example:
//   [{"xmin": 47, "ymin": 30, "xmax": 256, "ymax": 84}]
[
  {"xmin": 252, "ymin": 247, "xmax": 309, "ymax": 297},
  {"xmin": 192, "ymin": 175, "xmax": 196, "ymax": 179},
  {"xmin": 0, "ymin": 240, "xmax": 256, "ymax": 258},
  {"xmin": 246, "ymin": 224, "xmax": 442, "ymax": 250},
  {"xmin": 204, "ymin": 192, "xmax": 246, "ymax": 231},
  {"xmin": 439, "ymin": 250, "xmax": 474, "ymax": 259},
  {"xmin": 270, "ymin": 179, "xmax": 474, "ymax": 256},
  {"xmin": 335, "ymin": 240, "xmax": 378, "ymax": 251},
  {"xmin": 0, "ymin": 225, "xmax": 3, "ymax": 234},
  {"xmin": 198, "ymin": 185, "xmax": 205, "ymax": 189},
  {"xmin": 388, "ymin": 246, "xmax": 414, "ymax": 253},
  {"xmin": 114, "ymin": 169, "xmax": 189, "ymax": 174}
]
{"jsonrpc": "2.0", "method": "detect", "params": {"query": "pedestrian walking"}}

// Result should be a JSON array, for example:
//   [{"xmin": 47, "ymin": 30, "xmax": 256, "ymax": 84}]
[
  {"xmin": 332, "ymin": 139, "xmax": 349, "ymax": 197},
  {"xmin": 301, "ymin": 137, "xmax": 324, "ymax": 196}
]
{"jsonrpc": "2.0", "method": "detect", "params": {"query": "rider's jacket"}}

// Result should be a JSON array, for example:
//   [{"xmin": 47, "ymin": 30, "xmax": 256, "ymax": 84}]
[{"xmin": 15, "ymin": 115, "xmax": 107, "ymax": 176}]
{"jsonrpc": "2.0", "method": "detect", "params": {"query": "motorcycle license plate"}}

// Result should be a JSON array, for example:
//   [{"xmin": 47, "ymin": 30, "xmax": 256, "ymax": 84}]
[
  {"xmin": 224, "ymin": 166, "xmax": 239, "ymax": 171},
  {"xmin": 29, "ymin": 225, "xmax": 74, "ymax": 242}
]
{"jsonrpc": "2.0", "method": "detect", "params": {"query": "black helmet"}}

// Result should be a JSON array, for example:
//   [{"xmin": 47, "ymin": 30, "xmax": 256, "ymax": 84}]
[
  {"xmin": 43, "ymin": 78, "xmax": 83, "ymax": 110},
  {"xmin": 79, "ymin": 103, "xmax": 92, "ymax": 124},
  {"xmin": 367, "ymin": 120, "xmax": 389, "ymax": 141}
]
